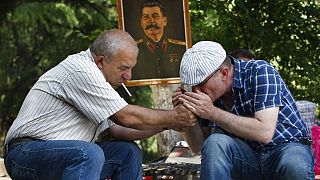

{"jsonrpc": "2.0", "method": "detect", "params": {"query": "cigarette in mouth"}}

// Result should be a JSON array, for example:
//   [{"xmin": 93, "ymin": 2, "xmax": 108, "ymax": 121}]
[{"xmin": 122, "ymin": 83, "xmax": 132, "ymax": 97}]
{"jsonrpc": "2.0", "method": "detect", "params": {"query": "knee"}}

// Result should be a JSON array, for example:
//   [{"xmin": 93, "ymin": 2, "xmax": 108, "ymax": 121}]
[
  {"xmin": 122, "ymin": 141, "xmax": 141, "ymax": 159},
  {"xmin": 201, "ymin": 134, "xmax": 238, "ymax": 173},
  {"xmin": 278, "ymin": 159, "xmax": 314, "ymax": 179},
  {"xmin": 278, "ymin": 144, "xmax": 314, "ymax": 179},
  {"xmin": 202, "ymin": 134, "xmax": 235, "ymax": 156},
  {"xmin": 75, "ymin": 142, "xmax": 105, "ymax": 167}
]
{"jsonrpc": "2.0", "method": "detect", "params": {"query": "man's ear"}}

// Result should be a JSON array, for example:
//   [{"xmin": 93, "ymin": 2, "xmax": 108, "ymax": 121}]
[
  {"xmin": 221, "ymin": 67, "xmax": 228, "ymax": 81},
  {"xmin": 163, "ymin": 16, "xmax": 167, "ymax": 27},
  {"xmin": 95, "ymin": 55, "xmax": 104, "ymax": 69}
]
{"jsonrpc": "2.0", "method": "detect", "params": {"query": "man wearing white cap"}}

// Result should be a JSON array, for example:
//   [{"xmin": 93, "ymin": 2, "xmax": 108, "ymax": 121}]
[{"xmin": 173, "ymin": 41, "xmax": 314, "ymax": 179}]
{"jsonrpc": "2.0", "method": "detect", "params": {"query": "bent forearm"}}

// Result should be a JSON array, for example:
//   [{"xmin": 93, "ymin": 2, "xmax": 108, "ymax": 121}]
[
  {"xmin": 111, "ymin": 104, "xmax": 175, "ymax": 130},
  {"xmin": 107, "ymin": 124, "xmax": 163, "ymax": 140},
  {"xmin": 181, "ymin": 124, "xmax": 211, "ymax": 154},
  {"xmin": 209, "ymin": 107, "xmax": 277, "ymax": 144}
]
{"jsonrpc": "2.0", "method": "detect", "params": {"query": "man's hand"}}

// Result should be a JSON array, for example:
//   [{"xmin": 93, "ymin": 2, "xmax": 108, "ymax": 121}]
[
  {"xmin": 178, "ymin": 89, "xmax": 215, "ymax": 120},
  {"xmin": 172, "ymin": 87, "xmax": 184, "ymax": 107},
  {"xmin": 171, "ymin": 104, "xmax": 197, "ymax": 128}
]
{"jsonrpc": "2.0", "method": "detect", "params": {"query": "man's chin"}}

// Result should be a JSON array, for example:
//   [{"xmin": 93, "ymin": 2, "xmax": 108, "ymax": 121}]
[
  {"xmin": 114, "ymin": 84, "xmax": 121, "ymax": 89},
  {"xmin": 110, "ymin": 83, "xmax": 120, "ymax": 89}
]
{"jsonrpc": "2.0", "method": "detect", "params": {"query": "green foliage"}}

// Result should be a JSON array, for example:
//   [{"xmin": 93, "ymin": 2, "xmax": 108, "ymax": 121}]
[
  {"xmin": 137, "ymin": 136, "xmax": 160, "ymax": 163},
  {"xmin": 190, "ymin": 0, "xmax": 320, "ymax": 118}
]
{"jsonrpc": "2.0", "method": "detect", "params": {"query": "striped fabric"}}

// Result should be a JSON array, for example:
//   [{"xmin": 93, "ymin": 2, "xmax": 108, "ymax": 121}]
[
  {"xmin": 180, "ymin": 41, "xmax": 226, "ymax": 86},
  {"xmin": 5, "ymin": 49, "xmax": 127, "ymax": 144}
]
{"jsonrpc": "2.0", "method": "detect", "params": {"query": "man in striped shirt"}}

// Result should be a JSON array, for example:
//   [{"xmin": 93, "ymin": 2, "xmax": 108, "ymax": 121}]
[
  {"xmin": 4, "ymin": 29, "xmax": 196, "ymax": 180},
  {"xmin": 173, "ymin": 41, "xmax": 314, "ymax": 179}
]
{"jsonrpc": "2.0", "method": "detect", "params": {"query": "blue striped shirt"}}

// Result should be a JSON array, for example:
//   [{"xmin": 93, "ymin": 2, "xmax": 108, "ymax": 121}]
[{"xmin": 206, "ymin": 58, "xmax": 309, "ymax": 148}]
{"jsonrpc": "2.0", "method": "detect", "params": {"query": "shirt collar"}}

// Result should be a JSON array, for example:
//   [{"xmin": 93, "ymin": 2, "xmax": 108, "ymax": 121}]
[
  {"xmin": 86, "ymin": 48, "xmax": 95, "ymax": 63},
  {"xmin": 232, "ymin": 57, "xmax": 244, "ymax": 89}
]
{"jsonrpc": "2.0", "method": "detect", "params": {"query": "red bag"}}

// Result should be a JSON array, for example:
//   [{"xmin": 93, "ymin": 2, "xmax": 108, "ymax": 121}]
[{"xmin": 312, "ymin": 126, "xmax": 320, "ymax": 175}]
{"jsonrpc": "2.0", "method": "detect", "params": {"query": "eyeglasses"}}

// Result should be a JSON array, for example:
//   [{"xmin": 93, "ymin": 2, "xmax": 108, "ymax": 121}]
[{"xmin": 197, "ymin": 68, "xmax": 221, "ymax": 87}]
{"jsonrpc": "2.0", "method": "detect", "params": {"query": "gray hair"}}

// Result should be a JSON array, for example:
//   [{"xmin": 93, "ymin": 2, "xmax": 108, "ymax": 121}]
[{"xmin": 90, "ymin": 29, "xmax": 138, "ymax": 62}]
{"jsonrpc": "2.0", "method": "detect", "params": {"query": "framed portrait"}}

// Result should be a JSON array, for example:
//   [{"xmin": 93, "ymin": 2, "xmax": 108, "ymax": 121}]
[{"xmin": 117, "ymin": 0, "xmax": 191, "ymax": 86}]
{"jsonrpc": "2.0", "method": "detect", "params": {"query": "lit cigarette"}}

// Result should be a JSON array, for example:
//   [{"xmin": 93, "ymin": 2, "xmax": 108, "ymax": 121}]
[{"xmin": 121, "ymin": 83, "xmax": 132, "ymax": 97}]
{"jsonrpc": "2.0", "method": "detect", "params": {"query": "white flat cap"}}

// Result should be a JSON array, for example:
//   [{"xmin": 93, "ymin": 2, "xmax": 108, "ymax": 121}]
[{"xmin": 179, "ymin": 41, "xmax": 226, "ymax": 86}]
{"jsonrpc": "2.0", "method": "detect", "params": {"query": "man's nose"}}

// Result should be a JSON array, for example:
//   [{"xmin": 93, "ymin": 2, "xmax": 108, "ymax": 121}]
[
  {"xmin": 147, "ymin": 16, "xmax": 154, "ymax": 22},
  {"xmin": 122, "ymin": 70, "xmax": 132, "ymax": 80}
]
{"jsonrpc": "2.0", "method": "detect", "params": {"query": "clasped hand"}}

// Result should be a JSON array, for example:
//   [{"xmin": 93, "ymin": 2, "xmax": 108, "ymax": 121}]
[{"xmin": 172, "ymin": 87, "xmax": 214, "ymax": 121}]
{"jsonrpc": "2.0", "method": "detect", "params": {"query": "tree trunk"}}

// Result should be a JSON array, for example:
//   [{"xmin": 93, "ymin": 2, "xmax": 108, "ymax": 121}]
[{"xmin": 150, "ymin": 84, "xmax": 183, "ymax": 157}]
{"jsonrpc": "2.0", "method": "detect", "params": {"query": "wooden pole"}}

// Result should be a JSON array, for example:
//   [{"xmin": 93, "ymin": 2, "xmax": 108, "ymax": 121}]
[{"xmin": 150, "ymin": 84, "xmax": 183, "ymax": 157}]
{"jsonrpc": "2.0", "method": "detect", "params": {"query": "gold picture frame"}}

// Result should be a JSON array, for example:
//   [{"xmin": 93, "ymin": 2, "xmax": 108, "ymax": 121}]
[{"xmin": 117, "ymin": 0, "xmax": 191, "ymax": 86}]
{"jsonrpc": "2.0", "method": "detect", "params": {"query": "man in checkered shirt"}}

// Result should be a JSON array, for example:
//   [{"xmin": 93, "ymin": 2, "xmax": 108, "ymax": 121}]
[{"xmin": 173, "ymin": 41, "xmax": 314, "ymax": 180}]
